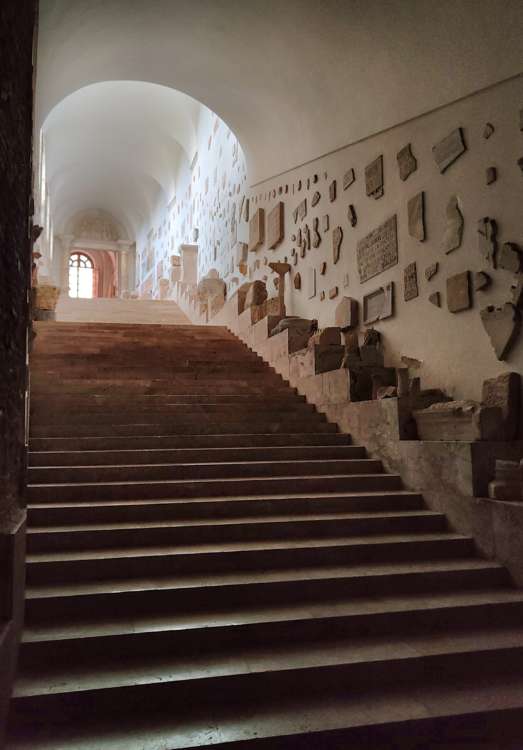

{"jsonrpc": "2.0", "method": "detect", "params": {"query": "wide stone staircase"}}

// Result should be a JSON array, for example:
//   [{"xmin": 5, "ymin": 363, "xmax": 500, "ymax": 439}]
[{"xmin": 8, "ymin": 321, "xmax": 523, "ymax": 748}]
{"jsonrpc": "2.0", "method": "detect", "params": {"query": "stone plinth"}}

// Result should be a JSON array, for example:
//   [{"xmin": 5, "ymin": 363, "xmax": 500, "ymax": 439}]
[{"xmin": 414, "ymin": 401, "xmax": 503, "ymax": 441}]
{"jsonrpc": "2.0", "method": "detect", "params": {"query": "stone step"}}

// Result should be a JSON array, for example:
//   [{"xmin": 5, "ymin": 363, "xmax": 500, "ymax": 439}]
[
  {"xmin": 28, "ymin": 444, "xmax": 364, "ymax": 467},
  {"xmin": 19, "ymin": 566, "xmax": 515, "ymax": 661},
  {"xmin": 26, "ymin": 510, "xmax": 444, "ymax": 553},
  {"xmin": 27, "ymin": 490, "xmax": 422, "ymax": 526},
  {"xmin": 29, "ymin": 403, "xmax": 317, "ymax": 426},
  {"xmin": 9, "ymin": 671, "xmax": 523, "ymax": 749},
  {"xmin": 29, "ymin": 393, "xmax": 308, "ymax": 407},
  {"xmin": 30, "ymin": 419, "xmax": 337, "ymax": 439},
  {"xmin": 27, "ymin": 473, "xmax": 402, "ymax": 502},
  {"xmin": 29, "ymin": 433, "xmax": 352, "ymax": 452},
  {"xmin": 28, "ymin": 458, "xmax": 383, "ymax": 484},
  {"xmin": 25, "ymin": 533, "xmax": 476, "ymax": 585},
  {"xmin": 22, "ymin": 558, "xmax": 507, "ymax": 624}
]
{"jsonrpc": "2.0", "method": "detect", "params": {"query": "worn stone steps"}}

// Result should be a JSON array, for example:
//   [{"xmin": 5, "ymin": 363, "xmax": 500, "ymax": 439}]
[
  {"xmin": 27, "ymin": 443, "xmax": 365, "ymax": 467},
  {"xmin": 10, "ymin": 320, "xmax": 523, "ymax": 749}
]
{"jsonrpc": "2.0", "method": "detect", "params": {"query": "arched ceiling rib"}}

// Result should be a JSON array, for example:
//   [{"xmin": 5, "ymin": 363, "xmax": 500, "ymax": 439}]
[{"xmin": 38, "ymin": 0, "xmax": 523, "ymax": 184}]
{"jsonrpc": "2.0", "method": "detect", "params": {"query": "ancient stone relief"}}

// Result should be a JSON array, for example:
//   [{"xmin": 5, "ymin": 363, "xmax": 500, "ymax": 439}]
[
  {"xmin": 343, "ymin": 168, "xmax": 355, "ymax": 190},
  {"xmin": 425, "ymin": 262, "xmax": 439, "ymax": 281},
  {"xmin": 293, "ymin": 198, "xmax": 307, "ymax": 224},
  {"xmin": 429, "ymin": 292, "xmax": 441, "ymax": 307},
  {"xmin": 480, "ymin": 303, "xmax": 521, "ymax": 360},
  {"xmin": 307, "ymin": 267, "xmax": 316, "ymax": 299},
  {"xmin": 267, "ymin": 202, "xmax": 284, "ymax": 249},
  {"xmin": 446, "ymin": 271, "xmax": 471, "ymax": 313},
  {"xmin": 478, "ymin": 217, "xmax": 497, "ymax": 267},
  {"xmin": 312, "ymin": 218, "xmax": 321, "ymax": 248},
  {"xmin": 498, "ymin": 243, "xmax": 522, "ymax": 274},
  {"xmin": 335, "ymin": 296, "xmax": 359, "ymax": 330},
  {"xmin": 432, "ymin": 127, "xmax": 466, "ymax": 173},
  {"xmin": 332, "ymin": 226, "xmax": 343, "ymax": 264},
  {"xmin": 248, "ymin": 208, "xmax": 265, "ymax": 252},
  {"xmin": 294, "ymin": 272, "xmax": 301, "ymax": 290},
  {"xmin": 356, "ymin": 215, "xmax": 398, "ymax": 283},
  {"xmin": 474, "ymin": 271, "xmax": 491, "ymax": 291},
  {"xmin": 365, "ymin": 156, "xmax": 384, "ymax": 199},
  {"xmin": 442, "ymin": 196, "xmax": 463, "ymax": 254},
  {"xmin": 347, "ymin": 204, "xmax": 357, "ymax": 228},
  {"xmin": 397, "ymin": 144, "xmax": 417, "ymax": 181},
  {"xmin": 363, "ymin": 282, "xmax": 394, "ymax": 325},
  {"xmin": 320, "ymin": 261, "xmax": 327, "ymax": 275},
  {"xmin": 322, "ymin": 215, "xmax": 330, "ymax": 233},
  {"xmin": 486, "ymin": 167, "xmax": 497, "ymax": 185},
  {"xmin": 311, "ymin": 191, "xmax": 321, "ymax": 207},
  {"xmin": 407, "ymin": 192, "xmax": 425, "ymax": 241},
  {"xmin": 304, "ymin": 224, "xmax": 311, "ymax": 251},
  {"xmin": 329, "ymin": 180, "xmax": 337, "ymax": 202},
  {"xmin": 404, "ymin": 262, "xmax": 419, "ymax": 301}
]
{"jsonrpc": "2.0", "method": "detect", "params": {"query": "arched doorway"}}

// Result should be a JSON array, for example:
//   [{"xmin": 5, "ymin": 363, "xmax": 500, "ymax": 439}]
[{"xmin": 68, "ymin": 252, "xmax": 94, "ymax": 298}]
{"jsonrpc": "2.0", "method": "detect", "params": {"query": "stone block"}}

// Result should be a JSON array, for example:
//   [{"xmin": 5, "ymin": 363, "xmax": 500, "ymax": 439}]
[
  {"xmin": 482, "ymin": 371, "xmax": 520, "ymax": 441},
  {"xmin": 308, "ymin": 327, "xmax": 341, "ymax": 347},
  {"xmin": 245, "ymin": 280, "xmax": 267, "ymax": 308},
  {"xmin": 335, "ymin": 297, "xmax": 359, "ymax": 331},
  {"xmin": 414, "ymin": 400, "xmax": 504, "ymax": 441},
  {"xmin": 447, "ymin": 271, "xmax": 471, "ymax": 313}
]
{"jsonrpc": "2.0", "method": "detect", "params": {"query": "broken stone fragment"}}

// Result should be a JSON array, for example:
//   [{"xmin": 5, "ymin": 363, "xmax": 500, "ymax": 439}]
[
  {"xmin": 486, "ymin": 166, "xmax": 497, "ymax": 185},
  {"xmin": 442, "ymin": 196, "xmax": 463, "ymax": 254},
  {"xmin": 432, "ymin": 127, "xmax": 466, "ymax": 173},
  {"xmin": 309, "ymin": 327, "xmax": 341, "ymax": 348},
  {"xmin": 478, "ymin": 217, "xmax": 498, "ymax": 267},
  {"xmin": 489, "ymin": 460, "xmax": 522, "ymax": 501},
  {"xmin": 480, "ymin": 303, "xmax": 521, "ymax": 361},
  {"xmin": 320, "ymin": 262, "xmax": 327, "ymax": 275},
  {"xmin": 407, "ymin": 191, "xmax": 425, "ymax": 241},
  {"xmin": 414, "ymin": 400, "xmax": 504, "ymax": 441},
  {"xmin": 446, "ymin": 271, "xmax": 471, "ymax": 313},
  {"xmin": 425, "ymin": 262, "xmax": 439, "ymax": 281},
  {"xmin": 483, "ymin": 122, "xmax": 495, "ymax": 139},
  {"xmin": 293, "ymin": 272, "xmax": 301, "ymax": 290},
  {"xmin": 322, "ymin": 215, "xmax": 329, "ymax": 233},
  {"xmin": 511, "ymin": 275, "xmax": 523, "ymax": 308},
  {"xmin": 397, "ymin": 144, "xmax": 417, "ymax": 181},
  {"xmin": 343, "ymin": 168, "xmax": 355, "ymax": 190},
  {"xmin": 332, "ymin": 226, "xmax": 343, "ymax": 264},
  {"xmin": 428, "ymin": 292, "xmax": 441, "ymax": 307},
  {"xmin": 328, "ymin": 286, "xmax": 339, "ymax": 299},
  {"xmin": 474, "ymin": 271, "xmax": 491, "ymax": 291},
  {"xmin": 312, "ymin": 218, "xmax": 321, "ymax": 248},
  {"xmin": 311, "ymin": 191, "xmax": 321, "ymax": 207},
  {"xmin": 377, "ymin": 386, "xmax": 398, "ymax": 399},
  {"xmin": 347, "ymin": 204, "xmax": 357, "ymax": 227},
  {"xmin": 335, "ymin": 296, "xmax": 359, "ymax": 331},
  {"xmin": 329, "ymin": 180, "xmax": 337, "ymax": 202},
  {"xmin": 498, "ymin": 242, "xmax": 522, "ymax": 274}
]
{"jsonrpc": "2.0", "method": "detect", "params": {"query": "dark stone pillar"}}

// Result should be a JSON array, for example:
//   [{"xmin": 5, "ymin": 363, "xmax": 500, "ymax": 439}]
[{"xmin": 0, "ymin": 0, "xmax": 37, "ymax": 741}]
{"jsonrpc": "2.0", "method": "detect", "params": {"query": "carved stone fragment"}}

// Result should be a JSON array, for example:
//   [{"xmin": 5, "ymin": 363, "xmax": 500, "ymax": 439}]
[
  {"xmin": 363, "ymin": 282, "xmax": 394, "ymax": 325},
  {"xmin": 486, "ymin": 166, "xmax": 497, "ymax": 185},
  {"xmin": 483, "ymin": 122, "xmax": 494, "ymax": 139},
  {"xmin": 294, "ymin": 198, "xmax": 307, "ymax": 223},
  {"xmin": 322, "ymin": 215, "xmax": 329, "ymax": 233},
  {"xmin": 329, "ymin": 286, "xmax": 339, "ymax": 299},
  {"xmin": 347, "ymin": 204, "xmax": 357, "ymax": 228},
  {"xmin": 447, "ymin": 271, "xmax": 471, "ymax": 313},
  {"xmin": 429, "ymin": 292, "xmax": 441, "ymax": 307},
  {"xmin": 365, "ymin": 155, "xmax": 384, "ymax": 199},
  {"xmin": 293, "ymin": 253, "xmax": 298, "ymax": 266},
  {"xmin": 244, "ymin": 280, "xmax": 267, "ymax": 308},
  {"xmin": 343, "ymin": 273, "xmax": 349, "ymax": 288},
  {"xmin": 320, "ymin": 291, "xmax": 326, "ymax": 301},
  {"xmin": 293, "ymin": 272, "xmax": 301, "ymax": 290},
  {"xmin": 357, "ymin": 215, "xmax": 398, "ymax": 283},
  {"xmin": 335, "ymin": 297, "xmax": 359, "ymax": 331},
  {"xmin": 498, "ymin": 242, "xmax": 522, "ymax": 273},
  {"xmin": 320, "ymin": 262, "xmax": 327, "ymax": 275},
  {"xmin": 332, "ymin": 226, "xmax": 343, "ymax": 264},
  {"xmin": 311, "ymin": 191, "xmax": 321, "ymax": 207},
  {"xmin": 482, "ymin": 372, "xmax": 521, "ymax": 441},
  {"xmin": 267, "ymin": 202, "xmax": 284, "ymax": 249},
  {"xmin": 304, "ymin": 224, "xmax": 311, "ymax": 251},
  {"xmin": 329, "ymin": 180, "xmax": 337, "ymax": 202},
  {"xmin": 432, "ymin": 127, "xmax": 466, "ymax": 173},
  {"xmin": 248, "ymin": 208, "xmax": 265, "ymax": 252},
  {"xmin": 397, "ymin": 144, "xmax": 417, "ymax": 181},
  {"xmin": 442, "ymin": 196, "xmax": 463, "ymax": 254},
  {"xmin": 312, "ymin": 218, "xmax": 321, "ymax": 248},
  {"xmin": 425, "ymin": 262, "xmax": 439, "ymax": 281},
  {"xmin": 343, "ymin": 168, "xmax": 355, "ymax": 190},
  {"xmin": 307, "ymin": 267, "xmax": 316, "ymax": 299},
  {"xmin": 404, "ymin": 262, "xmax": 419, "ymax": 301},
  {"xmin": 414, "ymin": 401, "xmax": 503, "ymax": 441},
  {"xmin": 478, "ymin": 217, "xmax": 497, "ymax": 267},
  {"xmin": 481, "ymin": 303, "xmax": 521, "ymax": 360},
  {"xmin": 474, "ymin": 271, "xmax": 491, "ymax": 291},
  {"xmin": 510, "ymin": 275, "xmax": 523, "ymax": 308},
  {"xmin": 408, "ymin": 191, "xmax": 425, "ymax": 241}
]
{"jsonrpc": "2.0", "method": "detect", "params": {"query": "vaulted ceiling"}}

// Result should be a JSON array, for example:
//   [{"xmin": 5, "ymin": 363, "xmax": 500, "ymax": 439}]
[{"xmin": 38, "ymin": 0, "xmax": 523, "ymax": 234}]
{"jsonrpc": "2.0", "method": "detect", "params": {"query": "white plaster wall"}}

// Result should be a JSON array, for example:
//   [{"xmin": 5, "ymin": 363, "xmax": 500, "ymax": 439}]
[{"xmin": 234, "ymin": 76, "xmax": 523, "ymax": 402}]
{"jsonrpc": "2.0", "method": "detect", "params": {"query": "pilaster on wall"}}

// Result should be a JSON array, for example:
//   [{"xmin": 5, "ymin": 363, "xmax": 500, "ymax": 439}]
[{"xmin": 0, "ymin": 0, "xmax": 37, "ymax": 739}]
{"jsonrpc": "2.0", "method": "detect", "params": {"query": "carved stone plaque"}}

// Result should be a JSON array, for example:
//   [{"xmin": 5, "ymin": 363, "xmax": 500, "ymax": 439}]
[
  {"xmin": 311, "ymin": 191, "xmax": 321, "ymax": 207},
  {"xmin": 442, "ymin": 196, "xmax": 463, "ymax": 254},
  {"xmin": 425, "ymin": 262, "xmax": 439, "ymax": 281},
  {"xmin": 293, "ymin": 198, "xmax": 307, "ymax": 224},
  {"xmin": 397, "ymin": 144, "xmax": 417, "ymax": 181},
  {"xmin": 267, "ymin": 202, "xmax": 284, "ymax": 249},
  {"xmin": 322, "ymin": 215, "xmax": 329, "ymax": 233},
  {"xmin": 478, "ymin": 217, "xmax": 497, "ymax": 267},
  {"xmin": 356, "ymin": 215, "xmax": 398, "ymax": 283},
  {"xmin": 312, "ymin": 218, "xmax": 321, "ymax": 248},
  {"xmin": 365, "ymin": 156, "xmax": 384, "ymax": 199},
  {"xmin": 481, "ymin": 303, "xmax": 521, "ymax": 360},
  {"xmin": 332, "ymin": 226, "xmax": 343, "ymax": 264},
  {"xmin": 432, "ymin": 127, "xmax": 466, "ymax": 173},
  {"xmin": 307, "ymin": 267, "xmax": 316, "ymax": 299},
  {"xmin": 408, "ymin": 192, "xmax": 425, "ymax": 241},
  {"xmin": 447, "ymin": 271, "xmax": 471, "ymax": 313},
  {"xmin": 329, "ymin": 180, "xmax": 337, "ymax": 202},
  {"xmin": 248, "ymin": 208, "xmax": 265, "ymax": 252},
  {"xmin": 363, "ymin": 282, "xmax": 394, "ymax": 325},
  {"xmin": 343, "ymin": 168, "xmax": 355, "ymax": 190},
  {"xmin": 404, "ymin": 262, "xmax": 419, "ymax": 301}
]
